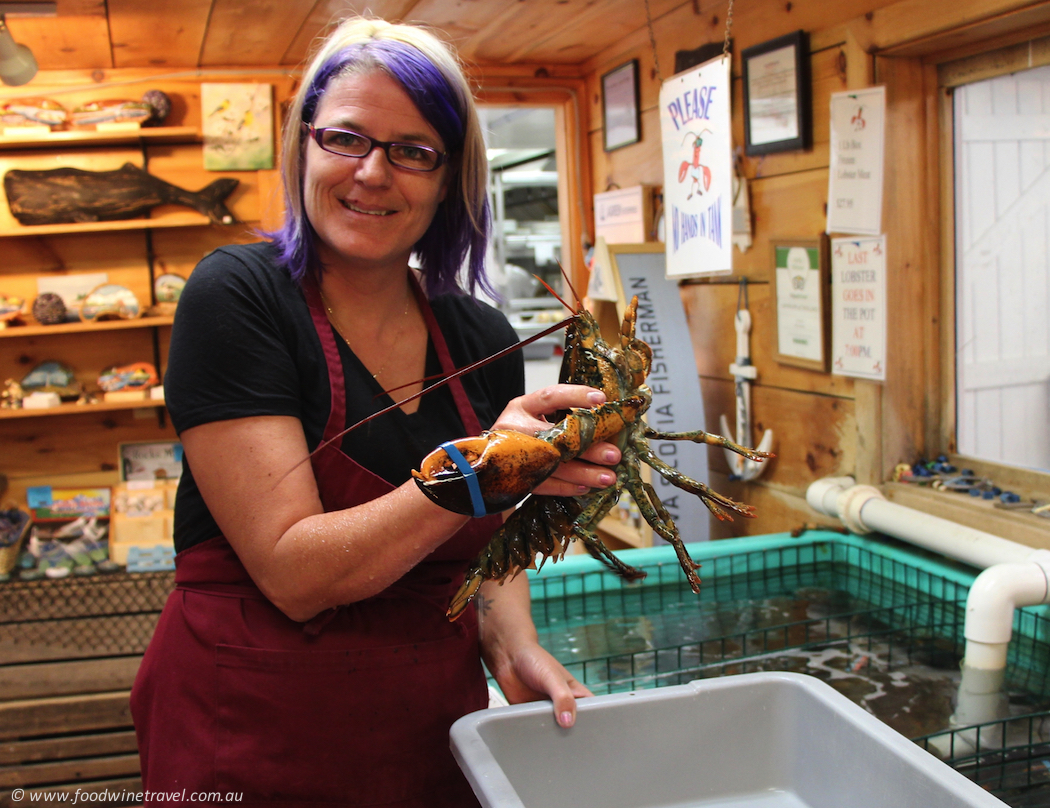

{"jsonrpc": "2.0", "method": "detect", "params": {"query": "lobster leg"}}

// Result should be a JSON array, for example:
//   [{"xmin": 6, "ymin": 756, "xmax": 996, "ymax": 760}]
[
  {"xmin": 625, "ymin": 476, "xmax": 703, "ymax": 594},
  {"xmin": 635, "ymin": 442, "xmax": 757, "ymax": 521},
  {"xmin": 644, "ymin": 427, "xmax": 774, "ymax": 464},
  {"xmin": 570, "ymin": 484, "xmax": 647, "ymax": 583}
]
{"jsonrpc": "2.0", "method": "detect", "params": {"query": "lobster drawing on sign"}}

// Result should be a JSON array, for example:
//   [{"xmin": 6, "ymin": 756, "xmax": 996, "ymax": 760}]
[{"xmin": 678, "ymin": 129, "xmax": 712, "ymax": 200}]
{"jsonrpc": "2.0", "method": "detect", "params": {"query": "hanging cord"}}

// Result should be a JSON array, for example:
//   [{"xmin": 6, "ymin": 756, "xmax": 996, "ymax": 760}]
[
  {"xmin": 644, "ymin": 0, "xmax": 662, "ymax": 82},
  {"xmin": 723, "ymin": 0, "xmax": 735, "ymax": 59},
  {"xmin": 737, "ymin": 275, "xmax": 749, "ymax": 312}
]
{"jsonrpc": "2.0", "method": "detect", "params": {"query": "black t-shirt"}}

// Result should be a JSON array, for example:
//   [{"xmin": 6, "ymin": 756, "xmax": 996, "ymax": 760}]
[{"xmin": 165, "ymin": 241, "xmax": 524, "ymax": 552}]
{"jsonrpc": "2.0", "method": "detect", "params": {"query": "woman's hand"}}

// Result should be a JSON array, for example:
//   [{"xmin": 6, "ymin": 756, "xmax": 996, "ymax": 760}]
[
  {"xmin": 477, "ymin": 575, "xmax": 593, "ymax": 728},
  {"xmin": 488, "ymin": 639, "xmax": 592, "ymax": 728},
  {"xmin": 492, "ymin": 384, "xmax": 621, "ymax": 496}
]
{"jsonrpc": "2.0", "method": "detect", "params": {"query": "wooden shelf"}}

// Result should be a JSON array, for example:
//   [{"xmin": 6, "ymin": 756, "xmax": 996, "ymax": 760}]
[
  {"xmin": 0, "ymin": 210, "xmax": 218, "ymax": 237},
  {"xmin": 0, "ymin": 315, "xmax": 175, "ymax": 339},
  {"xmin": 0, "ymin": 398, "xmax": 165, "ymax": 420},
  {"xmin": 0, "ymin": 126, "xmax": 199, "ymax": 151}
]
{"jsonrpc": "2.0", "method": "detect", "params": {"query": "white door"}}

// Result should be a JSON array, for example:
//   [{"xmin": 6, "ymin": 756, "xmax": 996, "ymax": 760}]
[{"xmin": 955, "ymin": 66, "xmax": 1050, "ymax": 471}]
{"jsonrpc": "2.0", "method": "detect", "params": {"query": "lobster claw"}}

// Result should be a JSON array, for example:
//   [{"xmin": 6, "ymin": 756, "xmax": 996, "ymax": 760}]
[{"xmin": 412, "ymin": 430, "xmax": 562, "ymax": 516}]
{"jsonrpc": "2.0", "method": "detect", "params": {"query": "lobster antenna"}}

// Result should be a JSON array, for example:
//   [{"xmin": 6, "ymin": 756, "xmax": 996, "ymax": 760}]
[
  {"xmin": 558, "ymin": 262, "xmax": 584, "ymax": 309},
  {"xmin": 275, "ymin": 315, "xmax": 574, "ymax": 484},
  {"xmin": 534, "ymin": 274, "xmax": 574, "ymax": 313}
]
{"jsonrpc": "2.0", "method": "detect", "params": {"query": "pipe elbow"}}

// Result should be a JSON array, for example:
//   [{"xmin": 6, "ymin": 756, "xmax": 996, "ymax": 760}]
[{"xmin": 965, "ymin": 561, "xmax": 1050, "ymax": 645}]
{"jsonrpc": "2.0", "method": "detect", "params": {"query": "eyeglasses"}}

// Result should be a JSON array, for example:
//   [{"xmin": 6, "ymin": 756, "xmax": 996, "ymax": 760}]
[{"xmin": 303, "ymin": 124, "xmax": 446, "ymax": 172}]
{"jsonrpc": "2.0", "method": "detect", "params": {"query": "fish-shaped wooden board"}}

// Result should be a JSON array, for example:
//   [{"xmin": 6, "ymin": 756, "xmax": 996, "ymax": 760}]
[{"xmin": 2, "ymin": 162, "xmax": 239, "ymax": 226}]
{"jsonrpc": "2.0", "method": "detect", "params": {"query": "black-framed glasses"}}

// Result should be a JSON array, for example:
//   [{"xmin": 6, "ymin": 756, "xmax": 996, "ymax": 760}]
[{"xmin": 303, "ymin": 124, "xmax": 446, "ymax": 172}]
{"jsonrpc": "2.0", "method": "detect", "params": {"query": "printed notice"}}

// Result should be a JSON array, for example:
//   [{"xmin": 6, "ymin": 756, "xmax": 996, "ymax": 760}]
[
  {"xmin": 827, "ymin": 86, "xmax": 885, "ymax": 235},
  {"xmin": 831, "ymin": 236, "xmax": 886, "ymax": 381},
  {"xmin": 747, "ymin": 45, "xmax": 800, "ymax": 146},
  {"xmin": 775, "ymin": 245, "xmax": 823, "ymax": 363},
  {"xmin": 659, "ymin": 55, "xmax": 733, "ymax": 277}
]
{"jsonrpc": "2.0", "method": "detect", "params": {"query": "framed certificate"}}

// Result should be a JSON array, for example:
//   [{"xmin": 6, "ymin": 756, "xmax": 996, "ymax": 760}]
[
  {"xmin": 742, "ymin": 30, "xmax": 811, "ymax": 156},
  {"xmin": 771, "ymin": 237, "xmax": 829, "ymax": 371},
  {"xmin": 602, "ymin": 59, "xmax": 641, "ymax": 152}
]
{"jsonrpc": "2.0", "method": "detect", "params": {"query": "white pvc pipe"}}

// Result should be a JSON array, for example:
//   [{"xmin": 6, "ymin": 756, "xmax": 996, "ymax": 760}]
[
  {"xmin": 807, "ymin": 476, "xmax": 1050, "ymax": 742},
  {"xmin": 805, "ymin": 476, "xmax": 1039, "ymax": 569}
]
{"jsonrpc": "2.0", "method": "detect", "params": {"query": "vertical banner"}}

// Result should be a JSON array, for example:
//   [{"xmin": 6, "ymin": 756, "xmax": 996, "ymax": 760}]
[
  {"xmin": 609, "ymin": 246, "xmax": 710, "ymax": 544},
  {"xmin": 827, "ymin": 87, "xmax": 886, "ymax": 235},
  {"xmin": 831, "ymin": 236, "xmax": 887, "ymax": 381},
  {"xmin": 660, "ymin": 56, "xmax": 733, "ymax": 278}
]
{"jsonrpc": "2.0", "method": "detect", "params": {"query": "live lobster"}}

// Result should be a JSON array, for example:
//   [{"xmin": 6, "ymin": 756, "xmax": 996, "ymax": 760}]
[{"xmin": 411, "ymin": 289, "xmax": 773, "ymax": 620}]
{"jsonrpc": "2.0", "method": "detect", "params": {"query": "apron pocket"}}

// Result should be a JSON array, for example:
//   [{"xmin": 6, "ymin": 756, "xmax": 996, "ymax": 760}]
[{"xmin": 214, "ymin": 635, "xmax": 484, "ymax": 804}]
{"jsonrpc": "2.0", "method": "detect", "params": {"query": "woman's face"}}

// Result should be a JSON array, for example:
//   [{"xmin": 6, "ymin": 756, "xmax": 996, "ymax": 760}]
[{"xmin": 303, "ymin": 70, "xmax": 450, "ymax": 275}]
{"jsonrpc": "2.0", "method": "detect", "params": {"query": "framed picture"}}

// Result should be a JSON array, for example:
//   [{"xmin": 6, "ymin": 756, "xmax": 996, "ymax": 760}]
[
  {"xmin": 742, "ymin": 30, "xmax": 811, "ymax": 156},
  {"xmin": 602, "ymin": 59, "xmax": 640, "ymax": 152},
  {"xmin": 771, "ymin": 237, "xmax": 829, "ymax": 371}
]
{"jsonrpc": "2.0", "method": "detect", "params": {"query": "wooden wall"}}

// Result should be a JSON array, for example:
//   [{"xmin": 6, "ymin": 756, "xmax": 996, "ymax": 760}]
[
  {"xmin": 577, "ymin": 0, "xmax": 1050, "ymax": 540},
  {"xmin": 3, "ymin": 0, "xmax": 1048, "ymax": 534}
]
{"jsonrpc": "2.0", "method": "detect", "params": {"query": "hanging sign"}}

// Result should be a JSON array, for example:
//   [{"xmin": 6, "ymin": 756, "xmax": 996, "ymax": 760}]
[
  {"xmin": 831, "ymin": 236, "xmax": 887, "ymax": 381},
  {"xmin": 826, "ymin": 86, "xmax": 886, "ymax": 235},
  {"xmin": 608, "ymin": 245, "xmax": 711, "ymax": 543},
  {"xmin": 659, "ymin": 55, "xmax": 733, "ymax": 278}
]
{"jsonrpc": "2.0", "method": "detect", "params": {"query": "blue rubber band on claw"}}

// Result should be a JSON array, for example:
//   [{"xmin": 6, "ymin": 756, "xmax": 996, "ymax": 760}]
[{"xmin": 440, "ymin": 441, "xmax": 487, "ymax": 518}]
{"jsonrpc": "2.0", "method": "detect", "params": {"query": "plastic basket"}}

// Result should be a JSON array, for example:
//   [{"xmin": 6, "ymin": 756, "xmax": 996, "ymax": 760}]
[{"xmin": 451, "ymin": 671, "xmax": 1008, "ymax": 808}]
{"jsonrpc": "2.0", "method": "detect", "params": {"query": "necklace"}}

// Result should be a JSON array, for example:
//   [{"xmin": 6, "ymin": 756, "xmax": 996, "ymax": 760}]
[{"xmin": 319, "ymin": 287, "xmax": 411, "ymax": 379}]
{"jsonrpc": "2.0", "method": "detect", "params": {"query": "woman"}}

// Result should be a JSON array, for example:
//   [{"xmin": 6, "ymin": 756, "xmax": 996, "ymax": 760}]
[{"xmin": 131, "ymin": 16, "xmax": 620, "ymax": 806}]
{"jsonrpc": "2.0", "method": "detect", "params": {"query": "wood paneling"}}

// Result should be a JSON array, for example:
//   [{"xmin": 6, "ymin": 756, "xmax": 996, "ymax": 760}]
[
  {"xmin": 200, "ymin": 0, "xmax": 315, "ymax": 67},
  {"xmin": 0, "ymin": 658, "xmax": 141, "ymax": 701},
  {"xmin": 701, "ymin": 378, "xmax": 856, "ymax": 496},
  {"xmin": 681, "ymin": 281, "xmax": 854, "ymax": 397},
  {"xmin": 707, "ymin": 470, "xmax": 838, "ymax": 540},
  {"xmin": 107, "ymin": 0, "xmax": 212, "ymax": 69},
  {"xmin": 2, "ymin": 1, "xmax": 112, "ymax": 72},
  {"xmin": 0, "ymin": 692, "xmax": 132, "ymax": 741}
]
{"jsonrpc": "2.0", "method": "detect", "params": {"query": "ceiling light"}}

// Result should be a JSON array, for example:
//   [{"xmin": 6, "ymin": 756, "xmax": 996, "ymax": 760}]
[{"xmin": 0, "ymin": 14, "xmax": 37, "ymax": 86}]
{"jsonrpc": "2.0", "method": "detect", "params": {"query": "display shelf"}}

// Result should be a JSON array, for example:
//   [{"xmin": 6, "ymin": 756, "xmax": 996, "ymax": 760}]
[
  {"xmin": 0, "ymin": 398, "xmax": 164, "ymax": 420},
  {"xmin": 0, "ymin": 126, "xmax": 199, "ymax": 151},
  {"xmin": 0, "ymin": 210, "xmax": 215, "ymax": 237},
  {"xmin": 0, "ymin": 315, "xmax": 175, "ymax": 339}
]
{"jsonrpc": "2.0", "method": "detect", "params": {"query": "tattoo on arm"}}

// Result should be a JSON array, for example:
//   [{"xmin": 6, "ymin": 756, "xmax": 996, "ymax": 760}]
[{"xmin": 475, "ymin": 592, "xmax": 492, "ymax": 616}]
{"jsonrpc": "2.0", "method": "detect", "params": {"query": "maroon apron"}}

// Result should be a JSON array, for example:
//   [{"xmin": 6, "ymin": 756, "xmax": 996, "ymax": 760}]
[{"xmin": 131, "ymin": 276, "xmax": 503, "ymax": 807}]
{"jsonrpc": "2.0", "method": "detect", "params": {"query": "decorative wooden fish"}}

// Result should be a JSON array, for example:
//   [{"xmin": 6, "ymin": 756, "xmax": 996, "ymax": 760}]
[{"xmin": 3, "ymin": 163, "xmax": 239, "ymax": 226}]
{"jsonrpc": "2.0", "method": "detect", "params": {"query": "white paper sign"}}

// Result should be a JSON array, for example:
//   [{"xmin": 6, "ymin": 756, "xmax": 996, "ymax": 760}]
[
  {"xmin": 775, "ymin": 245, "xmax": 823, "ymax": 362},
  {"xmin": 827, "ymin": 87, "xmax": 885, "ymax": 235},
  {"xmin": 660, "ymin": 56, "xmax": 733, "ymax": 278},
  {"xmin": 831, "ymin": 236, "xmax": 887, "ymax": 380}
]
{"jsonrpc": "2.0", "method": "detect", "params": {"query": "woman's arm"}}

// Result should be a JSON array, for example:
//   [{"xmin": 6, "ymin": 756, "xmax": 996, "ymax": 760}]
[
  {"xmin": 476, "ymin": 573, "xmax": 592, "ymax": 728},
  {"xmin": 180, "ymin": 414, "xmax": 468, "ymax": 621},
  {"xmin": 181, "ymin": 385, "xmax": 620, "ymax": 623}
]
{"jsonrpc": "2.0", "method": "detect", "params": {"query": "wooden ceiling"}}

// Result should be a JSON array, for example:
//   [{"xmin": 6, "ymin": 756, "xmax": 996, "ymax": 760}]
[{"xmin": 2, "ymin": 0, "xmax": 686, "ymax": 74}]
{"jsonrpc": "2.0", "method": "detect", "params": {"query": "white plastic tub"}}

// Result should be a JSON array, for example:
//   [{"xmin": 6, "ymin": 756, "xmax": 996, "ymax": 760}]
[{"xmin": 451, "ymin": 672, "xmax": 1007, "ymax": 808}]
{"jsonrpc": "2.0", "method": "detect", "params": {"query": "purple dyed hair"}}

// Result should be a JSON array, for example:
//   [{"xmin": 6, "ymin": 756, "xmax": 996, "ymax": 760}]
[{"xmin": 268, "ymin": 35, "xmax": 493, "ymax": 299}]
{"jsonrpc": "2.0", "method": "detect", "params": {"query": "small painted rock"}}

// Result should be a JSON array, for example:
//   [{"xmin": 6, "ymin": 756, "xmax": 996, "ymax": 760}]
[
  {"xmin": 0, "ymin": 97, "xmax": 69, "ymax": 129},
  {"xmin": 141, "ymin": 90, "xmax": 172, "ymax": 126},
  {"xmin": 97, "ymin": 362, "xmax": 158, "ymax": 392},
  {"xmin": 79, "ymin": 284, "xmax": 140, "ymax": 321},
  {"xmin": 154, "ymin": 273, "xmax": 185, "ymax": 303},
  {"xmin": 32, "ymin": 292, "xmax": 67, "ymax": 325},
  {"xmin": 21, "ymin": 360, "xmax": 82, "ymax": 399},
  {"xmin": 71, "ymin": 100, "xmax": 153, "ymax": 129}
]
